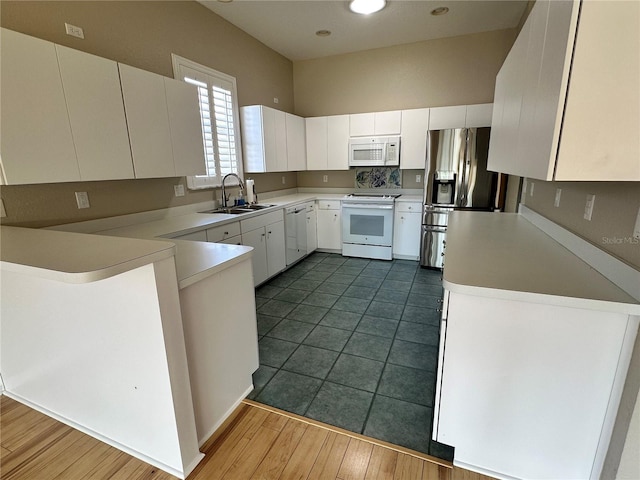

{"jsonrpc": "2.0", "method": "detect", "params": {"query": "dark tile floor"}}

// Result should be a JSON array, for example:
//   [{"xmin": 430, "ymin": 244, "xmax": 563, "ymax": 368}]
[{"xmin": 248, "ymin": 252, "xmax": 454, "ymax": 461}]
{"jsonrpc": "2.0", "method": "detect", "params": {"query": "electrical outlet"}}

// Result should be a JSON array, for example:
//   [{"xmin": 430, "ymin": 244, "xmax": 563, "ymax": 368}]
[
  {"xmin": 522, "ymin": 179, "xmax": 528, "ymax": 197},
  {"xmin": 529, "ymin": 182, "xmax": 535, "ymax": 197},
  {"xmin": 554, "ymin": 188, "xmax": 562, "ymax": 208},
  {"xmin": 323, "ymin": 175, "xmax": 328, "ymax": 183},
  {"xmin": 281, "ymin": 176, "xmax": 286, "ymax": 185},
  {"xmin": 584, "ymin": 194, "xmax": 595, "ymax": 221},
  {"xmin": 75, "ymin": 191, "xmax": 90, "ymax": 209},
  {"xmin": 633, "ymin": 206, "xmax": 640, "ymax": 240},
  {"xmin": 416, "ymin": 174, "xmax": 422, "ymax": 183},
  {"xmin": 0, "ymin": 199, "xmax": 6, "ymax": 218},
  {"xmin": 65, "ymin": 22, "xmax": 84, "ymax": 39},
  {"xmin": 174, "ymin": 184, "xmax": 185, "ymax": 197}
]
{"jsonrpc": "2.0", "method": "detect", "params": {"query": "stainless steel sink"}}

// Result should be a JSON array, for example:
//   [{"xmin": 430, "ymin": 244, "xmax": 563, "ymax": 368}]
[{"xmin": 198, "ymin": 204, "xmax": 275, "ymax": 215}]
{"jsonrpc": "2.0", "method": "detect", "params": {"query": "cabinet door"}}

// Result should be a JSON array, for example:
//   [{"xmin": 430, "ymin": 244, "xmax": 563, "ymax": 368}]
[
  {"xmin": 286, "ymin": 113, "xmax": 306, "ymax": 171},
  {"xmin": 164, "ymin": 78, "xmax": 206, "ymax": 177},
  {"xmin": 0, "ymin": 29, "xmax": 79, "ymax": 184},
  {"xmin": 306, "ymin": 208, "xmax": 318, "ymax": 253},
  {"xmin": 400, "ymin": 108, "xmax": 430, "ymax": 169},
  {"xmin": 56, "ymin": 45, "xmax": 134, "ymax": 181},
  {"xmin": 327, "ymin": 115, "xmax": 350, "ymax": 170},
  {"xmin": 119, "ymin": 64, "xmax": 175, "ymax": 178},
  {"xmin": 241, "ymin": 105, "xmax": 268, "ymax": 173},
  {"xmin": 429, "ymin": 106, "xmax": 467, "ymax": 130},
  {"xmin": 349, "ymin": 113, "xmax": 375, "ymax": 137},
  {"xmin": 554, "ymin": 0, "xmax": 637, "ymax": 180},
  {"xmin": 465, "ymin": 104, "xmax": 493, "ymax": 128},
  {"xmin": 392, "ymin": 210, "xmax": 421, "ymax": 259},
  {"xmin": 317, "ymin": 209, "xmax": 342, "ymax": 250},
  {"xmin": 487, "ymin": 19, "xmax": 531, "ymax": 176},
  {"xmin": 274, "ymin": 110, "xmax": 288, "ymax": 172},
  {"xmin": 305, "ymin": 117, "xmax": 328, "ymax": 170},
  {"xmin": 242, "ymin": 227, "xmax": 268, "ymax": 286},
  {"xmin": 374, "ymin": 111, "xmax": 401, "ymax": 135},
  {"xmin": 266, "ymin": 220, "xmax": 286, "ymax": 277}
]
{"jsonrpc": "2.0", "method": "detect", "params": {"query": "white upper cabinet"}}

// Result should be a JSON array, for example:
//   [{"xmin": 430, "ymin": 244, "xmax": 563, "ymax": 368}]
[
  {"xmin": 286, "ymin": 113, "xmax": 307, "ymax": 171},
  {"xmin": 164, "ymin": 78, "xmax": 206, "ymax": 177},
  {"xmin": 465, "ymin": 103, "xmax": 493, "ymax": 128},
  {"xmin": 488, "ymin": 0, "xmax": 639, "ymax": 181},
  {"xmin": 0, "ymin": 29, "xmax": 80, "ymax": 184},
  {"xmin": 56, "ymin": 45, "xmax": 134, "ymax": 181},
  {"xmin": 305, "ymin": 115, "xmax": 350, "ymax": 171},
  {"xmin": 305, "ymin": 117, "xmax": 328, "ymax": 171},
  {"xmin": 429, "ymin": 106, "xmax": 467, "ymax": 130},
  {"xmin": 349, "ymin": 111, "xmax": 401, "ymax": 136},
  {"xmin": 327, "ymin": 115, "xmax": 350, "ymax": 170},
  {"xmin": 119, "ymin": 64, "xmax": 175, "ymax": 179},
  {"xmin": 400, "ymin": 108, "xmax": 430, "ymax": 169},
  {"xmin": 242, "ymin": 105, "xmax": 306, "ymax": 173}
]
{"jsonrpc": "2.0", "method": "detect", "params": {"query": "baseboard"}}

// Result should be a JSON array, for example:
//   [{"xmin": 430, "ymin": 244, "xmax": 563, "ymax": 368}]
[{"xmin": 197, "ymin": 384, "xmax": 254, "ymax": 447}]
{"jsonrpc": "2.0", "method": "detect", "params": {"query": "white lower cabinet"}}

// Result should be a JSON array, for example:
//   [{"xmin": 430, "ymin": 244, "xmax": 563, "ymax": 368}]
[
  {"xmin": 316, "ymin": 201, "xmax": 342, "ymax": 251},
  {"xmin": 392, "ymin": 203, "xmax": 421, "ymax": 260},
  {"xmin": 219, "ymin": 235, "xmax": 242, "ymax": 246},
  {"xmin": 435, "ymin": 290, "xmax": 638, "ymax": 479},
  {"xmin": 306, "ymin": 202, "xmax": 318, "ymax": 254},
  {"xmin": 240, "ymin": 210, "xmax": 286, "ymax": 286}
]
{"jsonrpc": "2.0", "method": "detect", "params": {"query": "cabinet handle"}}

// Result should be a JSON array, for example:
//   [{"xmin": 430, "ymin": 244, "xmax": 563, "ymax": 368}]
[
  {"xmin": 401, "ymin": 216, "xmax": 405, "ymax": 220},
  {"xmin": 267, "ymin": 230, "xmax": 272, "ymax": 235}
]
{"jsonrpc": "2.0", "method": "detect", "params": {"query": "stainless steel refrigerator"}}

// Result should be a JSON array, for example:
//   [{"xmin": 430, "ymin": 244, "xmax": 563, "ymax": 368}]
[{"xmin": 420, "ymin": 127, "xmax": 505, "ymax": 268}]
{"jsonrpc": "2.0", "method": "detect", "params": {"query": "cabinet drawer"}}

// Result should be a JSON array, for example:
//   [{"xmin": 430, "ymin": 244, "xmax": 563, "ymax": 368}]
[
  {"xmin": 174, "ymin": 230, "xmax": 207, "ymax": 242},
  {"xmin": 396, "ymin": 202, "xmax": 422, "ymax": 213},
  {"xmin": 317, "ymin": 200, "xmax": 341, "ymax": 210},
  {"xmin": 218, "ymin": 234, "xmax": 242, "ymax": 246},
  {"xmin": 206, "ymin": 222, "xmax": 241, "ymax": 242},
  {"xmin": 240, "ymin": 209, "xmax": 284, "ymax": 233}
]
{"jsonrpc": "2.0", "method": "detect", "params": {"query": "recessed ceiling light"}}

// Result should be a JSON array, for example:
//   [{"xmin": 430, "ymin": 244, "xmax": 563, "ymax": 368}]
[
  {"xmin": 316, "ymin": 30, "xmax": 332, "ymax": 37},
  {"xmin": 349, "ymin": 0, "xmax": 386, "ymax": 15},
  {"xmin": 431, "ymin": 6, "xmax": 449, "ymax": 15}
]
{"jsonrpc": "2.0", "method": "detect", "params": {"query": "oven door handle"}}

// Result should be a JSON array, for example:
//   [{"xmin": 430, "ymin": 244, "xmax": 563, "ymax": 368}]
[{"xmin": 342, "ymin": 204, "xmax": 393, "ymax": 210}]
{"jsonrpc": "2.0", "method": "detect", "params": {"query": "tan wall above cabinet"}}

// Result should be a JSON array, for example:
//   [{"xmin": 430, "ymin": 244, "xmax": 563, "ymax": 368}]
[
  {"xmin": 488, "ymin": 0, "xmax": 639, "ymax": 181},
  {"xmin": 0, "ymin": 28, "xmax": 205, "ymax": 186}
]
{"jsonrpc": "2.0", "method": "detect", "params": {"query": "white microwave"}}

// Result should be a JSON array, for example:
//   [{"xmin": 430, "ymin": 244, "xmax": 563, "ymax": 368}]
[{"xmin": 348, "ymin": 135, "xmax": 401, "ymax": 167}]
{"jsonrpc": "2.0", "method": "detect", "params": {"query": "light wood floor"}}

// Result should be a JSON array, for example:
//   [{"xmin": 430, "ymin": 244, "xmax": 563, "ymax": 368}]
[{"xmin": 1, "ymin": 395, "xmax": 495, "ymax": 480}]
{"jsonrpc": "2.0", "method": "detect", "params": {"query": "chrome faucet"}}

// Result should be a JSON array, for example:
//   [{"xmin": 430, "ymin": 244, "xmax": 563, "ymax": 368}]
[{"xmin": 221, "ymin": 173, "xmax": 245, "ymax": 208}]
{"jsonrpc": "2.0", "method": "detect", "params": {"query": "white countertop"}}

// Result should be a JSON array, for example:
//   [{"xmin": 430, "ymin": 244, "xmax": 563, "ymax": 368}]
[
  {"xmin": 0, "ymin": 226, "xmax": 175, "ymax": 284},
  {"xmin": 443, "ymin": 211, "xmax": 640, "ymax": 314},
  {"xmin": 3, "ymin": 191, "xmax": 418, "ymax": 288}
]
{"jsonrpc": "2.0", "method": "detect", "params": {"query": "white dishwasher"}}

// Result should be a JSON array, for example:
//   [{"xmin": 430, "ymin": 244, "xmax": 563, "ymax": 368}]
[{"xmin": 285, "ymin": 204, "xmax": 308, "ymax": 265}]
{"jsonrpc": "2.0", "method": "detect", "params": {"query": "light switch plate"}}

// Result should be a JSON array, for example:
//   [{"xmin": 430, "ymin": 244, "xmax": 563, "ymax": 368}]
[
  {"xmin": 633, "ymin": 206, "xmax": 640, "ymax": 240},
  {"xmin": 75, "ymin": 191, "xmax": 90, "ymax": 209},
  {"xmin": 584, "ymin": 194, "xmax": 595, "ymax": 221},
  {"xmin": 65, "ymin": 22, "xmax": 84, "ymax": 39},
  {"xmin": 554, "ymin": 188, "xmax": 562, "ymax": 208}
]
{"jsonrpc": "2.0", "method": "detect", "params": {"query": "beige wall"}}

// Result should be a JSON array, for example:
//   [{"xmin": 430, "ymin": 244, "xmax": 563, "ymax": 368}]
[
  {"xmin": 0, "ymin": 0, "xmax": 294, "ymax": 227},
  {"xmin": 293, "ymin": 29, "xmax": 517, "ymax": 117},
  {"xmin": 521, "ymin": 181, "xmax": 640, "ymax": 269}
]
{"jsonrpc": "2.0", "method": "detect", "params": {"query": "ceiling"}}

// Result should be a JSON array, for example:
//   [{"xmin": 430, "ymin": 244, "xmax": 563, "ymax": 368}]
[{"xmin": 198, "ymin": 0, "xmax": 529, "ymax": 61}]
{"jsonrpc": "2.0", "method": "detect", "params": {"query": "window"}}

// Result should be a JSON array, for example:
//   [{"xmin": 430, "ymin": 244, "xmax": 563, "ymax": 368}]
[{"xmin": 171, "ymin": 54, "xmax": 243, "ymax": 189}]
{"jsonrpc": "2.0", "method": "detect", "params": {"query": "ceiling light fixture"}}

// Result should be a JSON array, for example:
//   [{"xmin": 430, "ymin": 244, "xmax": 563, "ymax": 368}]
[
  {"xmin": 430, "ymin": 6, "xmax": 449, "ymax": 16},
  {"xmin": 316, "ymin": 29, "xmax": 332, "ymax": 37},
  {"xmin": 349, "ymin": 0, "xmax": 386, "ymax": 15}
]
